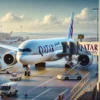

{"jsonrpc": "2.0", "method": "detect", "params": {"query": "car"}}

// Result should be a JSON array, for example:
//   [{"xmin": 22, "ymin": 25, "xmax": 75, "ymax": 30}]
[
  {"xmin": 57, "ymin": 72, "xmax": 82, "ymax": 80},
  {"xmin": 10, "ymin": 73, "xmax": 21, "ymax": 81}
]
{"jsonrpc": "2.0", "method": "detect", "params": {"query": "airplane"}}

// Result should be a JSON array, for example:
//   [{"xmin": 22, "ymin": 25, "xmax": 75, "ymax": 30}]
[
  {"xmin": 0, "ymin": 31, "xmax": 25, "ymax": 43},
  {"xmin": 6, "ymin": 35, "xmax": 25, "ymax": 41},
  {"xmin": 0, "ymin": 38, "xmax": 19, "ymax": 44},
  {"xmin": 0, "ymin": 12, "xmax": 93, "ymax": 76},
  {"xmin": 0, "ymin": 31, "xmax": 12, "ymax": 39},
  {"xmin": 0, "ymin": 31, "xmax": 13, "ymax": 35}
]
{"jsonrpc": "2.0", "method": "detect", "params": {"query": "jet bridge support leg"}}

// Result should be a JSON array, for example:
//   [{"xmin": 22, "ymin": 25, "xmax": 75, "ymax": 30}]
[
  {"xmin": 65, "ymin": 55, "xmax": 73, "ymax": 68},
  {"xmin": 68, "ymin": 55, "xmax": 72, "ymax": 61},
  {"xmin": 62, "ymin": 42, "xmax": 75, "ymax": 68}
]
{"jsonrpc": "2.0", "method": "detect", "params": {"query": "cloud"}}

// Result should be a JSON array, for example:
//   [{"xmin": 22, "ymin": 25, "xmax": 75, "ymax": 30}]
[
  {"xmin": 1, "ymin": 12, "xmax": 25, "ymax": 22},
  {"xmin": 63, "ymin": 17, "xmax": 70, "ymax": 25},
  {"xmin": 43, "ymin": 14, "xmax": 60, "ymax": 25},
  {"xmin": 0, "ymin": 8, "xmax": 97, "ymax": 33},
  {"xmin": 29, "ymin": 8, "xmax": 97, "ymax": 33},
  {"xmin": 75, "ymin": 8, "xmax": 96, "ymax": 21},
  {"xmin": 63, "ymin": 8, "xmax": 96, "ymax": 24},
  {"xmin": 63, "ymin": 8, "xmax": 96, "ymax": 33},
  {"xmin": 29, "ymin": 14, "xmax": 61, "ymax": 29},
  {"xmin": 75, "ymin": 8, "xmax": 89, "ymax": 20}
]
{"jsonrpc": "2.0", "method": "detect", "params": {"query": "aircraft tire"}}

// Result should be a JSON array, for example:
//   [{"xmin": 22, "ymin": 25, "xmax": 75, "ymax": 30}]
[
  {"xmin": 24, "ymin": 71, "xmax": 27, "ymax": 76},
  {"xmin": 28, "ymin": 71, "xmax": 30, "ymax": 76},
  {"xmin": 6, "ymin": 71, "xmax": 10, "ymax": 74},
  {"xmin": 77, "ymin": 76, "xmax": 82, "ymax": 80},
  {"xmin": 65, "ymin": 64, "xmax": 71, "ymax": 68},
  {"xmin": 65, "ymin": 77, "xmax": 69, "ymax": 80}
]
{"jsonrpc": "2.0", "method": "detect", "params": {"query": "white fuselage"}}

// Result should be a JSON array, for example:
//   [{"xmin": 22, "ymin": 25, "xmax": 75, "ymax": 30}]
[{"xmin": 16, "ymin": 37, "xmax": 73, "ymax": 65}]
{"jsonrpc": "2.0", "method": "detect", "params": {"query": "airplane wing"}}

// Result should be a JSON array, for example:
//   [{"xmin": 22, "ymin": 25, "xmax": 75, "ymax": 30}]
[
  {"xmin": 0, "ymin": 66, "xmax": 13, "ymax": 72},
  {"xmin": 0, "ymin": 44, "xmax": 18, "ymax": 51}
]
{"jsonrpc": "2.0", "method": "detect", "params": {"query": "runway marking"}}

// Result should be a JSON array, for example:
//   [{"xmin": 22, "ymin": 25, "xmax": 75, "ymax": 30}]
[
  {"xmin": 32, "ymin": 88, "xmax": 51, "ymax": 100},
  {"xmin": 23, "ymin": 67, "xmax": 69, "ymax": 97},
  {"xmin": 62, "ymin": 89, "xmax": 69, "ymax": 94},
  {"xmin": 63, "ymin": 93, "xmax": 71, "ymax": 100},
  {"xmin": 54, "ymin": 89, "xmax": 69, "ymax": 100},
  {"xmin": 24, "ymin": 67, "xmax": 68, "ymax": 94},
  {"xmin": 26, "ymin": 76, "xmax": 56, "ymax": 94}
]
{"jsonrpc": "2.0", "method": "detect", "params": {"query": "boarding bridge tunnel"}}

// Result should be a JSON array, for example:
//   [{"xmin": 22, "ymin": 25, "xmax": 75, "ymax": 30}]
[
  {"xmin": 60, "ymin": 42, "xmax": 92, "ymax": 64},
  {"xmin": 61, "ymin": 42, "xmax": 91, "ymax": 55}
]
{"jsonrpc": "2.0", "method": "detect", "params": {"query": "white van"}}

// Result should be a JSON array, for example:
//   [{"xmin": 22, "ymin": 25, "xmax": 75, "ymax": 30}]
[{"xmin": 0, "ymin": 82, "xmax": 18, "ymax": 96}]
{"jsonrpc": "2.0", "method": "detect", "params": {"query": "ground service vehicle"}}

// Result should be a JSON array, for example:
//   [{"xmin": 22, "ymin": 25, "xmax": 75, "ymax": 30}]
[
  {"xmin": 57, "ymin": 73, "xmax": 82, "ymax": 80},
  {"xmin": 10, "ymin": 73, "xmax": 21, "ymax": 81},
  {"xmin": 0, "ymin": 82, "xmax": 18, "ymax": 96}
]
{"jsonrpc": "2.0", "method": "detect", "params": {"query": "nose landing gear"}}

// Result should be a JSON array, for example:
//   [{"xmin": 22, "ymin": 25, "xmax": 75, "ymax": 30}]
[
  {"xmin": 24, "ymin": 70, "xmax": 30, "ymax": 76},
  {"xmin": 23, "ymin": 65, "xmax": 31, "ymax": 76}
]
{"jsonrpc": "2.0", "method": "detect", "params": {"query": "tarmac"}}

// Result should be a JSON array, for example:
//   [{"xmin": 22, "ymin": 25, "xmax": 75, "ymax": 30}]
[{"xmin": 0, "ymin": 43, "xmax": 98, "ymax": 100}]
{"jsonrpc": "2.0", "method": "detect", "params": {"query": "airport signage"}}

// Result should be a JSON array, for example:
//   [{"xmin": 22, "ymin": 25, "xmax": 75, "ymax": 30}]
[
  {"xmin": 78, "ymin": 42, "xmax": 99, "ymax": 55},
  {"xmin": 63, "ymin": 42, "xmax": 99, "ymax": 55},
  {"xmin": 78, "ymin": 34, "xmax": 84, "ymax": 39}
]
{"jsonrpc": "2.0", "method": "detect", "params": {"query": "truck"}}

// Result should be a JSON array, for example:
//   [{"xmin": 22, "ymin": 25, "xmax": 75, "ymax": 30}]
[{"xmin": 0, "ymin": 82, "xmax": 18, "ymax": 96}]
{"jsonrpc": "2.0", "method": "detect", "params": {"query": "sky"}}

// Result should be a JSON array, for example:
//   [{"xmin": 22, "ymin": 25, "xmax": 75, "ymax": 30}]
[{"xmin": 0, "ymin": 0, "xmax": 99, "ymax": 33}]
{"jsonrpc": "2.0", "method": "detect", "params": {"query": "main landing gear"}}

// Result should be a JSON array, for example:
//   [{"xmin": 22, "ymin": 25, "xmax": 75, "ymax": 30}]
[{"xmin": 23, "ymin": 65, "xmax": 31, "ymax": 76}]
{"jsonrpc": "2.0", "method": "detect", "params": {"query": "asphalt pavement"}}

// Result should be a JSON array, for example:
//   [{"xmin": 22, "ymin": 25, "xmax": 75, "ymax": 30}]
[{"xmin": 0, "ymin": 47, "xmax": 97, "ymax": 100}]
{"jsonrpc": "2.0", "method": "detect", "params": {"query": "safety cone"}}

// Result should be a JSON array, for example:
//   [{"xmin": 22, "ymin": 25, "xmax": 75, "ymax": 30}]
[{"xmin": 25, "ymin": 93, "xmax": 28, "ymax": 97}]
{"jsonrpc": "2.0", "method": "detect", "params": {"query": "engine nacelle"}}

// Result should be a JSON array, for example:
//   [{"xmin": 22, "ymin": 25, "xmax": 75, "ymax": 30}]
[
  {"xmin": 78, "ymin": 55, "xmax": 93, "ymax": 67},
  {"xmin": 3, "ymin": 51, "xmax": 17, "ymax": 65}
]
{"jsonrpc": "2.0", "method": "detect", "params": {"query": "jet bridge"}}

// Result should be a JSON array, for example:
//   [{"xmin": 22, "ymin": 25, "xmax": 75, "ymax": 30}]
[
  {"xmin": 61, "ymin": 42, "xmax": 93, "ymax": 67},
  {"xmin": 61, "ymin": 42, "xmax": 77, "ymax": 55},
  {"xmin": 60, "ymin": 42, "xmax": 92, "ymax": 74},
  {"xmin": 62, "ymin": 41, "xmax": 98, "ymax": 55},
  {"xmin": 61, "ymin": 42, "xmax": 78, "ymax": 66}
]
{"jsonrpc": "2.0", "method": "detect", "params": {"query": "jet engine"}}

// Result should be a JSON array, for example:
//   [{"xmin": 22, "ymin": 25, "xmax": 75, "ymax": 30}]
[
  {"xmin": 77, "ymin": 55, "xmax": 93, "ymax": 67},
  {"xmin": 3, "ymin": 51, "xmax": 17, "ymax": 65}
]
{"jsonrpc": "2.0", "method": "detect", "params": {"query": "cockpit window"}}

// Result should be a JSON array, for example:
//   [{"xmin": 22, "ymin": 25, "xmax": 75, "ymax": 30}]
[{"xmin": 18, "ymin": 48, "xmax": 31, "ymax": 52}]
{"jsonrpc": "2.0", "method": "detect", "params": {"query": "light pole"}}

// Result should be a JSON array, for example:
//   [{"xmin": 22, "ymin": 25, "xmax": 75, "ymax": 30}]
[
  {"xmin": 93, "ymin": 8, "xmax": 99, "ymax": 41},
  {"xmin": 0, "ymin": 26, "xmax": 2, "ymax": 40},
  {"xmin": 93, "ymin": 8, "xmax": 100, "ymax": 99},
  {"xmin": 0, "ymin": 25, "xmax": 2, "ymax": 32},
  {"xmin": 20, "ymin": 26, "xmax": 22, "ymax": 32}
]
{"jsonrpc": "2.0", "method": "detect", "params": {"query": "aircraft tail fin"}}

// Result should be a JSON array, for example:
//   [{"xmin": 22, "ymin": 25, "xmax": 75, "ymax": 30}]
[
  {"xmin": 9, "ymin": 31, "xmax": 13, "ymax": 35},
  {"xmin": 67, "ymin": 12, "xmax": 74, "ymax": 39}
]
